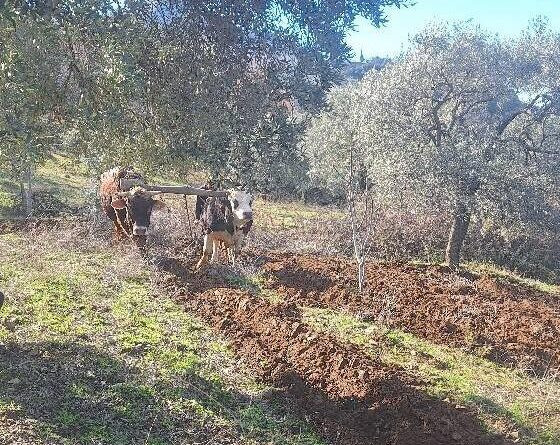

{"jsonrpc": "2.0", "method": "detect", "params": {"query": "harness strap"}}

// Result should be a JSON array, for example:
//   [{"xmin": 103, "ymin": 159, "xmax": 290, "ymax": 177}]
[{"xmin": 114, "ymin": 199, "xmax": 134, "ymax": 239}]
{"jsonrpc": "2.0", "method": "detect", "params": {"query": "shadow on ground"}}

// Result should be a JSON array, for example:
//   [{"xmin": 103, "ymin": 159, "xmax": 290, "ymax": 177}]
[
  {"xmin": 156, "ymin": 256, "xmax": 516, "ymax": 445},
  {"xmin": 0, "ymin": 340, "xmax": 304, "ymax": 445}
]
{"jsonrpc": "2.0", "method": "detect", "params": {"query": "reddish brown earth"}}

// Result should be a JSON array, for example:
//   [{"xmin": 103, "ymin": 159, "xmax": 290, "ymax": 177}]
[
  {"xmin": 262, "ymin": 253, "xmax": 560, "ymax": 375},
  {"xmin": 156, "ymin": 255, "xmax": 512, "ymax": 445}
]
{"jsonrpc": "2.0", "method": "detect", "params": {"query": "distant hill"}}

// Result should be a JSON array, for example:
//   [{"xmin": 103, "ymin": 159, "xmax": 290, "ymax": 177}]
[{"xmin": 341, "ymin": 56, "xmax": 390, "ymax": 81}]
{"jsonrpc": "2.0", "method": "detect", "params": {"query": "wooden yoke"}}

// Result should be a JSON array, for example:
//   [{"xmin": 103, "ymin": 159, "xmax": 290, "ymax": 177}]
[{"xmin": 119, "ymin": 178, "xmax": 228, "ymax": 198}]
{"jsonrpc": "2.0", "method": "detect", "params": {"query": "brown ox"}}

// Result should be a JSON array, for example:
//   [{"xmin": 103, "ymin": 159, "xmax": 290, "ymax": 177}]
[{"xmin": 99, "ymin": 167, "xmax": 165, "ymax": 246}]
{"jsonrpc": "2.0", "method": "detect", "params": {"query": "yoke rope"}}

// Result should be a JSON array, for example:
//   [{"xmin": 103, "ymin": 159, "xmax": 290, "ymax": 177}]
[{"xmin": 114, "ymin": 200, "xmax": 134, "ymax": 239}]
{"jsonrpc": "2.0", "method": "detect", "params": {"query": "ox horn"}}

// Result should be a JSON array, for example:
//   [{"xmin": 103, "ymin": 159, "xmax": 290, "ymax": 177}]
[{"xmin": 146, "ymin": 185, "xmax": 228, "ymax": 198}]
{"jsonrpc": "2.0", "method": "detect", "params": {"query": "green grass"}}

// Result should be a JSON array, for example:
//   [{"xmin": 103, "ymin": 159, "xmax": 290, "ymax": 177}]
[
  {"xmin": 0, "ymin": 230, "xmax": 324, "ymax": 445},
  {"xmin": 303, "ymin": 307, "xmax": 560, "ymax": 445},
  {"xmin": 38, "ymin": 154, "xmax": 90, "ymax": 188},
  {"xmin": 0, "ymin": 174, "xmax": 20, "ymax": 217},
  {"xmin": 466, "ymin": 262, "xmax": 560, "ymax": 295},
  {"xmin": 0, "ymin": 154, "xmax": 93, "ymax": 217},
  {"xmin": 254, "ymin": 200, "xmax": 344, "ymax": 230}
]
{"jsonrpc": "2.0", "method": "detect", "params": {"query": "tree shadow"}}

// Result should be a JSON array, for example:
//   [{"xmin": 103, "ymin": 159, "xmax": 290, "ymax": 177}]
[
  {"xmin": 156, "ymin": 259, "xmax": 518, "ymax": 445},
  {"xmin": 267, "ymin": 371, "xmax": 515, "ymax": 445},
  {"xmin": 0, "ymin": 340, "xmax": 316, "ymax": 445}
]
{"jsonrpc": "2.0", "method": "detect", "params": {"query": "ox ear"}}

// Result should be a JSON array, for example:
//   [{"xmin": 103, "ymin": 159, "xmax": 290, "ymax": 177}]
[
  {"xmin": 111, "ymin": 198, "xmax": 127, "ymax": 210},
  {"xmin": 152, "ymin": 199, "xmax": 166, "ymax": 212}
]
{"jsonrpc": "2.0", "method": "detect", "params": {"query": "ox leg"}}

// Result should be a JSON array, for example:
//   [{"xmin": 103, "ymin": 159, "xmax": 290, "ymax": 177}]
[
  {"xmin": 227, "ymin": 247, "xmax": 236, "ymax": 267},
  {"xmin": 229, "ymin": 233, "xmax": 245, "ymax": 267},
  {"xmin": 114, "ymin": 223, "xmax": 128, "ymax": 240},
  {"xmin": 106, "ymin": 208, "xmax": 125, "ymax": 241},
  {"xmin": 195, "ymin": 234, "xmax": 212, "ymax": 271},
  {"xmin": 109, "ymin": 222, "xmax": 128, "ymax": 245}
]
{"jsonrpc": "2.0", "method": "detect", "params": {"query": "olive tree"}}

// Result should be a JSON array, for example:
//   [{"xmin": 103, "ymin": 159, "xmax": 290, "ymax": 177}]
[
  {"xmin": 123, "ymin": 0, "xmax": 410, "ymax": 189},
  {"xmin": 0, "ymin": 1, "xmax": 149, "ymax": 214},
  {"xmin": 2, "ymin": 0, "xmax": 410, "ymax": 200},
  {"xmin": 0, "ymin": 9, "xmax": 67, "ymax": 214},
  {"xmin": 305, "ymin": 22, "xmax": 560, "ymax": 268}
]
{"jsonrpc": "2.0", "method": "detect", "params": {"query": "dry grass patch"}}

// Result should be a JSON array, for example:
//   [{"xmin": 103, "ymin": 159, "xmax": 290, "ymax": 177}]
[{"xmin": 0, "ymin": 226, "xmax": 323, "ymax": 445}]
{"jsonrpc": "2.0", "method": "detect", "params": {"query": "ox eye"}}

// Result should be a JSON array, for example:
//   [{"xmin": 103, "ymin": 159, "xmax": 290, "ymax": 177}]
[{"xmin": 233, "ymin": 199, "xmax": 239, "ymax": 209}]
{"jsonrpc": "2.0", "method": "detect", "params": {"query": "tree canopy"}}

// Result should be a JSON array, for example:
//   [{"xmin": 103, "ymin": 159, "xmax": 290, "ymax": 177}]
[
  {"xmin": 304, "ymin": 22, "xmax": 560, "ymax": 267},
  {"xmin": 0, "ymin": 0, "xmax": 408, "ymax": 202}
]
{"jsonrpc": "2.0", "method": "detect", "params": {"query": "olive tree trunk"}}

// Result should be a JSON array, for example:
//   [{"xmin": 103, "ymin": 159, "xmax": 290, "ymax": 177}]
[
  {"xmin": 20, "ymin": 166, "xmax": 33, "ymax": 217},
  {"xmin": 445, "ymin": 200, "xmax": 471, "ymax": 268},
  {"xmin": 445, "ymin": 176, "xmax": 481, "ymax": 269}
]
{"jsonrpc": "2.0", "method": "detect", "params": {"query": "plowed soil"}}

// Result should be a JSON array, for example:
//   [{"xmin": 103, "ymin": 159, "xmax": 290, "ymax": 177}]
[
  {"xmin": 262, "ymin": 253, "xmax": 560, "ymax": 375},
  {"xmin": 156, "ymin": 255, "xmax": 512, "ymax": 445}
]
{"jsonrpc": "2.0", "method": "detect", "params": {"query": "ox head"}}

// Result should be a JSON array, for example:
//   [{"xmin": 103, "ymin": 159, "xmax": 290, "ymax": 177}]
[
  {"xmin": 111, "ymin": 187, "xmax": 166, "ymax": 236},
  {"xmin": 228, "ymin": 189, "xmax": 253, "ymax": 222}
]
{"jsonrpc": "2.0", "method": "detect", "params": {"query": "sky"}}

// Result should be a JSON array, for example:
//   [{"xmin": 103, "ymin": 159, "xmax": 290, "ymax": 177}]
[{"xmin": 346, "ymin": 0, "xmax": 560, "ymax": 60}]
